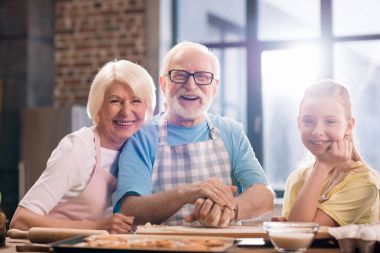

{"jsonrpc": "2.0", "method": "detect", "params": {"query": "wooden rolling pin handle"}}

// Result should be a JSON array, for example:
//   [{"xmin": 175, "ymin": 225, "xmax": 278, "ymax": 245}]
[{"xmin": 7, "ymin": 228, "xmax": 28, "ymax": 239}]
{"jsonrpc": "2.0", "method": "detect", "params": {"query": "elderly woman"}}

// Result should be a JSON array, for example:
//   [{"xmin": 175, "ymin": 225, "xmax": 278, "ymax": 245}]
[{"xmin": 10, "ymin": 60, "xmax": 156, "ymax": 233}]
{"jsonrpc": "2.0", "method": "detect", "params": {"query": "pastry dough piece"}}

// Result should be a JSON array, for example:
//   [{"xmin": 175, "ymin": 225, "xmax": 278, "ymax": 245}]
[
  {"xmin": 184, "ymin": 238, "xmax": 225, "ymax": 247},
  {"xmin": 76, "ymin": 234, "xmax": 226, "ymax": 250}
]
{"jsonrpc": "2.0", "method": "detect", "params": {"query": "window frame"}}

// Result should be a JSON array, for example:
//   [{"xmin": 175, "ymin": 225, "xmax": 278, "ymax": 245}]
[{"xmin": 171, "ymin": 0, "xmax": 380, "ymax": 194}]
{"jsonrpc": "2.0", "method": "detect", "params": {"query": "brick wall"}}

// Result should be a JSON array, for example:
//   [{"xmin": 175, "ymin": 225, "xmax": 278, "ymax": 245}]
[{"xmin": 54, "ymin": 0, "xmax": 147, "ymax": 106}]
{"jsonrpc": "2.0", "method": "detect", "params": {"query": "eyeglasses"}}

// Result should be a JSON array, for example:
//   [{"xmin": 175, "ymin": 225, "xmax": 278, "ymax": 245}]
[{"xmin": 168, "ymin": 69, "xmax": 214, "ymax": 85}]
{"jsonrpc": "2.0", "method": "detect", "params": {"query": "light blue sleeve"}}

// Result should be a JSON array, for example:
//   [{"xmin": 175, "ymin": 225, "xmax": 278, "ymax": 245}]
[
  {"xmin": 112, "ymin": 123, "xmax": 159, "ymax": 211},
  {"xmin": 213, "ymin": 115, "xmax": 269, "ymax": 192}
]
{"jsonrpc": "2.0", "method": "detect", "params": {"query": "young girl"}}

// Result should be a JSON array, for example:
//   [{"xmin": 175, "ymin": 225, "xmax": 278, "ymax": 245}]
[{"xmin": 282, "ymin": 79, "xmax": 379, "ymax": 227}]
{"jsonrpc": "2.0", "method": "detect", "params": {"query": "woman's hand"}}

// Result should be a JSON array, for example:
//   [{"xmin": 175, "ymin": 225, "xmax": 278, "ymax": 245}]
[{"xmin": 100, "ymin": 213, "xmax": 134, "ymax": 233}]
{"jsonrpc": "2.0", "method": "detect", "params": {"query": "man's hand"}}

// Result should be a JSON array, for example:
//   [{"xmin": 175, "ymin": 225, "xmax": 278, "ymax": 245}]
[
  {"xmin": 184, "ymin": 198, "xmax": 235, "ymax": 227},
  {"xmin": 182, "ymin": 178, "xmax": 237, "ymax": 209},
  {"xmin": 99, "ymin": 213, "xmax": 135, "ymax": 233}
]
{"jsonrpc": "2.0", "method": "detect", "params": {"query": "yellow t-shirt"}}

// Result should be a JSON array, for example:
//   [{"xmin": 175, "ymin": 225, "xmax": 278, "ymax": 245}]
[{"xmin": 282, "ymin": 161, "xmax": 379, "ymax": 226}]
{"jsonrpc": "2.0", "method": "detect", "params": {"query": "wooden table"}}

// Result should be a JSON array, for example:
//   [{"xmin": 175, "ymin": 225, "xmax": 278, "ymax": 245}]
[
  {"xmin": 0, "ymin": 237, "xmax": 342, "ymax": 253},
  {"xmin": 229, "ymin": 249, "xmax": 341, "ymax": 253},
  {"xmin": 134, "ymin": 225, "xmax": 332, "ymax": 239}
]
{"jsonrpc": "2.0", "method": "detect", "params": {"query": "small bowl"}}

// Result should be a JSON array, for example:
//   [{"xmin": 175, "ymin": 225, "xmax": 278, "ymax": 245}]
[
  {"xmin": 358, "ymin": 240, "xmax": 377, "ymax": 253},
  {"xmin": 337, "ymin": 238, "xmax": 359, "ymax": 253},
  {"xmin": 263, "ymin": 222, "xmax": 319, "ymax": 253}
]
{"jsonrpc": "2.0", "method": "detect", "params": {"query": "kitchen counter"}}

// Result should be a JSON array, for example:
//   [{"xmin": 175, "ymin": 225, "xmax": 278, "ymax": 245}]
[{"xmin": 1, "ymin": 237, "xmax": 342, "ymax": 253}]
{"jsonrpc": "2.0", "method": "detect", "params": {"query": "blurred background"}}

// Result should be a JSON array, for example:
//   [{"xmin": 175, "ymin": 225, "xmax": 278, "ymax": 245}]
[{"xmin": 1, "ymin": 0, "xmax": 380, "ymax": 220}]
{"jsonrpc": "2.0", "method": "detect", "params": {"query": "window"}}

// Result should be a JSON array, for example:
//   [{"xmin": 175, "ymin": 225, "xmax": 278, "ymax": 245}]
[
  {"xmin": 334, "ymin": 41, "xmax": 380, "ymax": 170},
  {"xmin": 211, "ymin": 48, "xmax": 247, "ymax": 125},
  {"xmin": 177, "ymin": 0, "xmax": 246, "ymax": 43},
  {"xmin": 262, "ymin": 46, "xmax": 322, "ymax": 189},
  {"xmin": 258, "ymin": 0, "xmax": 320, "ymax": 40},
  {"xmin": 333, "ymin": 0, "xmax": 380, "ymax": 36},
  {"xmin": 175, "ymin": 0, "xmax": 247, "ymax": 127},
  {"xmin": 172, "ymin": 0, "xmax": 380, "ymax": 193}
]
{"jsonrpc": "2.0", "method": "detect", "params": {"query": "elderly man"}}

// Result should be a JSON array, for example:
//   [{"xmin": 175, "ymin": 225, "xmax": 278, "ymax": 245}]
[{"xmin": 113, "ymin": 41, "xmax": 274, "ymax": 227}]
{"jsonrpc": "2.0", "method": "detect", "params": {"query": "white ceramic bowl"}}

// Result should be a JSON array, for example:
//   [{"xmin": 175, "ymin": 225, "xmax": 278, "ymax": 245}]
[{"xmin": 263, "ymin": 222, "xmax": 319, "ymax": 253}]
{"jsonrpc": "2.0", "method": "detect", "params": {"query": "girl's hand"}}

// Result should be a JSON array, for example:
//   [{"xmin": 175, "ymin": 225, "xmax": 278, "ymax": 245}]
[{"xmin": 316, "ymin": 135, "xmax": 353, "ymax": 169}]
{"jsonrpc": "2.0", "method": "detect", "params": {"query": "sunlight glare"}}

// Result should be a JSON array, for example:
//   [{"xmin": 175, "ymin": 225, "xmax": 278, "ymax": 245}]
[{"xmin": 262, "ymin": 44, "xmax": 322, "ymax": 101}]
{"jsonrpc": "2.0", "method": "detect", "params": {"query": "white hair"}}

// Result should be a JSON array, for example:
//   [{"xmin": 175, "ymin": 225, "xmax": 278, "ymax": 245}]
[
  {"xmin": 87, "ymin": 59, "xmax": 156, "ymax": 125},
  {"xmin": 160, "ymin": 41, "xmax": 220, "ymax": 78}
]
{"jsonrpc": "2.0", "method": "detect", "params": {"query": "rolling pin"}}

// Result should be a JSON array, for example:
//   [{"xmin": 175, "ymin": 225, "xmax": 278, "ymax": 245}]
[{"xmin": 7, "ymin": 227, "xmax": 109, "ymax": 243}]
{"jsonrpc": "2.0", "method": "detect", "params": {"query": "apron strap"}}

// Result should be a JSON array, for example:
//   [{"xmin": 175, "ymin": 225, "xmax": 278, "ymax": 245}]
[
  {"xmin": 158, "ymin": 114, "xmax": 169, "ymax": 144},
  {"xmin": 92, "ymin": 127, "xmax": 102, "ymax": 171},
  {"xmin": 205, "ymin": 117, "xmax": 219, "ymax": 140}
]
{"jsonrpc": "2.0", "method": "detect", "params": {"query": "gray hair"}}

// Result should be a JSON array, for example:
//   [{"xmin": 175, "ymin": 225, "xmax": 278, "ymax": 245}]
[
  {"xmin": 87, "ymin": 59, "xmax": 156, "ymax": 125},
  {"xmin": 160, "ymin": 41, "xmax": 220, "ymax": 78}
]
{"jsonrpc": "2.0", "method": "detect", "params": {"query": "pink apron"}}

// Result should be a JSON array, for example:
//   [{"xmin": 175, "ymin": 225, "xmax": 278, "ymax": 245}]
[{"xmin": 48, "ymin": 129, "xmax": 117, "ymax": 221}]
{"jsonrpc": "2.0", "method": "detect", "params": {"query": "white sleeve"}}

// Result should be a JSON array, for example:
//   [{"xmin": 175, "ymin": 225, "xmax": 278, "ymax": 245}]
[{"xmin": 19, "ymin": 129, "xmax": 95, "ymax": 215}]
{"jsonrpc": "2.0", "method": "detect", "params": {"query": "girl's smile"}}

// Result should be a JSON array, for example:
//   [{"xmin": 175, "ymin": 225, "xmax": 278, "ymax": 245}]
[
  {"xmin": 298, "ymin": 97, "xmax": 352, "ymax": 156},
  {"xmin": 308, "ymin": 139, "xmax": 331, "ymax": 154}
]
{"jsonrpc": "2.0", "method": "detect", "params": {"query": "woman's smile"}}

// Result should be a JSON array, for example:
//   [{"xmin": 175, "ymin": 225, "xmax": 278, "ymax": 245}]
[{"xmin": 113, "ymin": 119, "xmax": 136, "ymax": 127}]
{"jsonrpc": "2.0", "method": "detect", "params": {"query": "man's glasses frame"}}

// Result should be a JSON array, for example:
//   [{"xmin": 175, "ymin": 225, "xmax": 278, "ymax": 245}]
[{"xmin": 167, "ymin": 69, "xmax": 214, "ymax": 86}]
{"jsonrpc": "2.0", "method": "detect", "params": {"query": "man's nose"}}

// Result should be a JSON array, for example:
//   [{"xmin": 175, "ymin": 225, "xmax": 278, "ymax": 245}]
[{"xmin": 183, "ymin": 75, "xmax": 198, "ymax": 90}]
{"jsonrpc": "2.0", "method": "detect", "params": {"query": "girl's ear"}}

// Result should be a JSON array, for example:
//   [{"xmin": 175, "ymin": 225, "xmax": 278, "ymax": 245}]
[{"xmin": 346, "ymin": 117, "xmax": 355, "ymax": 135}]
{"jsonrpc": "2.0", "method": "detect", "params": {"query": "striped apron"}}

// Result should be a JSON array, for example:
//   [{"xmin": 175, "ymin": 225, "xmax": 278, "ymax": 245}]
[{"xmin": 151, "ymin": 115, "xmax": 233, "ymax": 225}]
